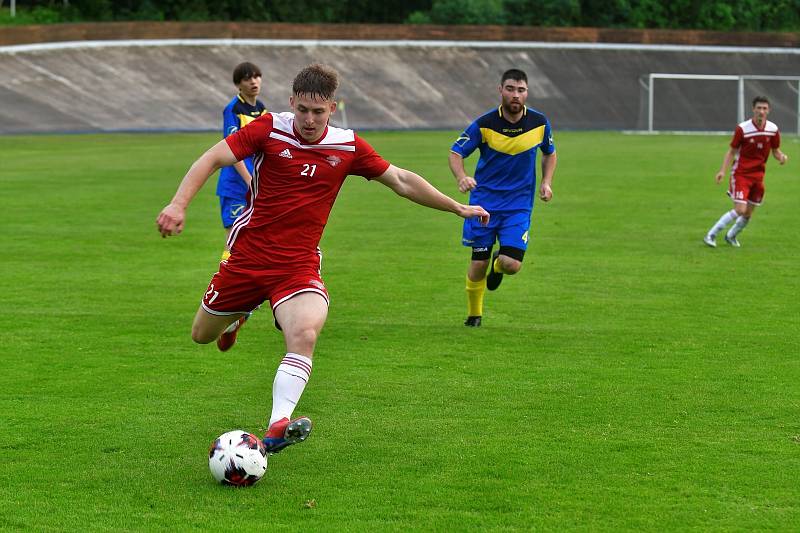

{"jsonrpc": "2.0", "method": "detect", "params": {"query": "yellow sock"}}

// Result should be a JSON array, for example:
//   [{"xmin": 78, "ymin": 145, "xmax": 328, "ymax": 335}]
[
  {"xmin": 466, "ymin": 275, "xmax": 486, "ymax": 317},
  {"xmin": 492, "ymin": 257, "xmax": 503, "ymax": 274},
  {"xmin": 221, "ymin": 250, "xmax": 231, "ymax": 261}
]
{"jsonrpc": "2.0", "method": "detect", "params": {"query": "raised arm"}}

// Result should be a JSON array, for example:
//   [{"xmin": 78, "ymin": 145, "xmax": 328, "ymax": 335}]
[
  {"xmin": 156, "ymin": 139, "xmax": 239, "ymax": 238},
  {"xmin": 373, "ymin": 164, "xmax": 489, "ymax": 224},
  {"xmin": 715, "ymin": 147, "xmax": 737, "ymax": 184},
  {"xmin": 539, "ymin": 151, "xmax": 557, "ymax": 202}
]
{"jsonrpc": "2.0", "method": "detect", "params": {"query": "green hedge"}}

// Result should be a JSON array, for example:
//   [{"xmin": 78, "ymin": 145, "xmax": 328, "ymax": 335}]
[{"xmin": 2, "ymin": 0, "xmax": 799, "ymax": 31}]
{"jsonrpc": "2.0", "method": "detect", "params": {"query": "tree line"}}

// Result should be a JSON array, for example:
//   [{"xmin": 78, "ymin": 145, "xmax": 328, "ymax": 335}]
[{"xmin": 2, "ymin": 0, "xmax": 799, "ymax": 32}]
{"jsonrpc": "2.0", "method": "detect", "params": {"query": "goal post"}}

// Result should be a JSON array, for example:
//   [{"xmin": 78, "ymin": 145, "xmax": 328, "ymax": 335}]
[{"xmin": 645, "ymin": 73, "xmax": 800, "ymax": 134}]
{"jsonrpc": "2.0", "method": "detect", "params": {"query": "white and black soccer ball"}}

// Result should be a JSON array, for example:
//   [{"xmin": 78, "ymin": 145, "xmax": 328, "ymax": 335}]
[{"xmin": 208, "ymin": 430, "xmax": 268, "ymax": 486}]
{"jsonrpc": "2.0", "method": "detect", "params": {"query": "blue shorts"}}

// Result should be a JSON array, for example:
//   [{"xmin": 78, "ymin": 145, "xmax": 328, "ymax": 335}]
[
  {"xmin": 219, "ymin": 196, "xmax": 247, "ymax": 228},
  {"xmin": 462, "ymin": 210, "xmax": 531, "ymax": 251}
]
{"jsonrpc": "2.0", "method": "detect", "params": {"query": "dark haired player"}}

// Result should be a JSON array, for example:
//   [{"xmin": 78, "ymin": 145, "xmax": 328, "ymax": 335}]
[
  {"xmin": 157, "ymin": 64, "xmax": 489, "ymax": 454},
  {"xmin": 218, "ymin": 62, "xmax": 267, "ymax": 261},
  {"xmin": 704, "ymin": 96, "xmax": 788, "ymax": 248},
  {"xmin": 449, "ymin": 69, "xmax": 557, "ymax": 327}
]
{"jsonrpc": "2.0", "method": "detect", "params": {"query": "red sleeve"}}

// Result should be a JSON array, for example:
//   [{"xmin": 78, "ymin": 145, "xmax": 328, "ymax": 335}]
[
  {"xmin": 351, "ymin": 135, "xmax": 391, "ymax": 179},
  {"xmin": 729, "ymin": 126, "xmax": 743, "ymax": 149},
  {"xmin": 225, "ymin": 113, "xmax": 273, "ymax": 160}
]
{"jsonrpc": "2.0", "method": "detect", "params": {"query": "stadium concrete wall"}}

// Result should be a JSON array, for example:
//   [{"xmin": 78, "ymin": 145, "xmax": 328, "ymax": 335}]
[{"xmin": 0, "ymin": 23, "xmax": 798, "ymax": 134}]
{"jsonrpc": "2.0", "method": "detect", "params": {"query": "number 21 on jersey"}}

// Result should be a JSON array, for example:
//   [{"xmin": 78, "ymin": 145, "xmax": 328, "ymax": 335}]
[{"xmin": 301, "ymin": 164, "xmax": 317, "ymax": 177}]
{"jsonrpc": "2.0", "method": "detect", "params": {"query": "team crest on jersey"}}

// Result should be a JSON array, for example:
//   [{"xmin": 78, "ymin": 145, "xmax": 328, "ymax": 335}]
[
  {"xmin": 455, "ymin": 132, "xmax": 470, "ymax": 147},
  {"xmin": 326, "ymin": 155, "xmax": 342, "ymax": 167},
  {"xmin": 227, "ymin": 126, "xmax": 238, "ymax": 135}
]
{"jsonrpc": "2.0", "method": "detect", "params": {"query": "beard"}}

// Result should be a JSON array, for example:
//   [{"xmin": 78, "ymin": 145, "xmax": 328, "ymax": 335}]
[{"xmin": 503, "ymin": 101, "xmax": 523, "ymax": 114}]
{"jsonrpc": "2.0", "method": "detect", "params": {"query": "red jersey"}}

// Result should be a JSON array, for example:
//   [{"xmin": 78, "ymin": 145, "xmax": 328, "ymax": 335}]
[
  {"xmin": 224, "ymin": 112, "xmax": 390, "ymax": 268},
  {"xmin": 729, "ymin": 119, "xmax": 780, "ymax": 181}
]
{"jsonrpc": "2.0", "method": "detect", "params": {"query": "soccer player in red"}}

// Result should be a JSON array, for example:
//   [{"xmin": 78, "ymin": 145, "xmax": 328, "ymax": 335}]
[
  {"xmin": 704, "ymin": 96, "xmax": 789, "ymax": 248},
  {"xmin": 156, "ymin": 64, "xmax": 489, "ymax": 454}
]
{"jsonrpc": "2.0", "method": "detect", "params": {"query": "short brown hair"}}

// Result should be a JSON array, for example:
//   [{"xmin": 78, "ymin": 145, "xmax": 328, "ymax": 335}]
[
  {"xmin": 233, "ymin": 62, "xmax": 261, "ymax": 85},
  {"xmin": 292, "ymin": 63, "xmax": 339, "ymax": 101},
  {"xmin": 752, "ymin": 95, "xmax": 770, "ymax": 107}
]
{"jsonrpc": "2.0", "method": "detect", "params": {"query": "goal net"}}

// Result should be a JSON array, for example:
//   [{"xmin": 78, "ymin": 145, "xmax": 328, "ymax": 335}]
[{"xmin": 641, "ymin": 73, "xmax": 800, "ymax": 134}]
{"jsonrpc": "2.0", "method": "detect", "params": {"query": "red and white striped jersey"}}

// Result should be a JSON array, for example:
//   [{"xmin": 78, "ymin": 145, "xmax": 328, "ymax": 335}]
[
  {"xmin": 730, "ymin": 119, "xmax": 781, "ymax": 181},
  {"xmin": 224, "ymin": 112, "xmax": 390, "ymax": 267}
]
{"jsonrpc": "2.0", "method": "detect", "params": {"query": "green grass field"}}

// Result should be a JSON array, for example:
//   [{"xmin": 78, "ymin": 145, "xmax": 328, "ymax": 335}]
[{"xmin": 1, "ymin": 130, "xmax": 798, "ymax": 531}]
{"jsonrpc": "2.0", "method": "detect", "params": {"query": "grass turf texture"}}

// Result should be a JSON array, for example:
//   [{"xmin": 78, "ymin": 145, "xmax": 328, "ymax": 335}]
[{"xmin": 0, "ymin": 130, "xmax": 798, "ymax": 530}]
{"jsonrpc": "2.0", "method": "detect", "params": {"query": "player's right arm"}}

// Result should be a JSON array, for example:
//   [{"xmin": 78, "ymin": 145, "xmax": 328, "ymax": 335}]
[
  {"xmin": 716, "ymin": 127, "xmax": 742, "ymax": 184},
  {"xmin": 715, "ymin": 147, "xmax": 736, "ymax": 184},
  {"xmin": 223, "ymin": 105, "xmax": 254, "ymax": 187},
  {"xmin": 448, "ymin": 151, "xmax": 476, "ymax": 193},
  {"xmin": 157, "ymin": 140, "xmax": 239, "ymax": 237},
  {"xmin": 449, "ymin": 122, "xmax": 481, "ymax": 193},
  {"xmin": 233, "ymin": 161, "xmax": 253, "ymax": 187}
]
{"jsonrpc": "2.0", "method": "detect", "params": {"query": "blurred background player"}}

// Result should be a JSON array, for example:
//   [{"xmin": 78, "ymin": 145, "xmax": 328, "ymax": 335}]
[
  {"xmin": 704, "ymin": 96, "xmax": 788, "ymax": 248},
  {"xmin": 157, "ymin": 64, "xmax": 489, "ymax": 455},
  {"xmin": 449, "ymin": 69, "xmax": 557, "ymax": 327},
  {"xmin": 218, "ymin": 61, "xmax": 267, "ymax": 260}
]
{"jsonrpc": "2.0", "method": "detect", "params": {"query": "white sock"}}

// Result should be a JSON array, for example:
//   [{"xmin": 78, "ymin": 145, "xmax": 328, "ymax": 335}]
[
  {"xmin": 708, "ymin": 209, "xmax": 737, "ymax": 237},
  {"xmin": 269, "ymin": 353, "xmax": 312, "ymax": 427},
  {"xmin": 727, "ymin": 216, "xmax": 750, "ymax": 238}
]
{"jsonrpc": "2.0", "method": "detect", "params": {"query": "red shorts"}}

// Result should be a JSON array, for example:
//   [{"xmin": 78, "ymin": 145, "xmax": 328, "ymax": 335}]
[
  {"xmin": 200, "ymin": 257, "xmax": 329, "ymax": 316},
  {"xmin": 728, "ymin": 175, "xmax": 764, "ymax": 205}
]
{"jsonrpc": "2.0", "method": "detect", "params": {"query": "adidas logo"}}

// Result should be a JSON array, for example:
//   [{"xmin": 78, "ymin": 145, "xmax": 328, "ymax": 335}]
[{"xmin": 279, "ymin": 148, "xmax": 293, "ymax": 159}]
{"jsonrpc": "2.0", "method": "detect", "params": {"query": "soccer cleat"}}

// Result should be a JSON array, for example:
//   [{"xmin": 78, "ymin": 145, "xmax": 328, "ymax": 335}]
[
  {"xmin": 262, "ymin": 416, "xmax": 312, "ymax": 454},
  {"xmin": 724, "ymin": 234, "xmax": 741, "ymax": 248},
  {"xmin": 216, "ymin": 316, "xmax": 247, "ymax": 352},
  {"xmin": 464, "ymin": 316, "xmax": 482, "ymax": 327},
  {"xmin": 485, "ymin": 250, "xmax": 504, "ymax": 291},
  {"xmin": 703, "ymin": 234, "xmax": 717, "ymax": 248}
]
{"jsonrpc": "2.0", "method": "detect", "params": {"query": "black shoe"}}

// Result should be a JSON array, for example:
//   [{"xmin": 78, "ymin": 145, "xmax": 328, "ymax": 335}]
[
  {"xmin": 464, "ymin": 316, "xmax": 482, "ymax": 327},
  {"xmin": 485, "ymin": 251, "xmax": 503, "ymax": 291}
]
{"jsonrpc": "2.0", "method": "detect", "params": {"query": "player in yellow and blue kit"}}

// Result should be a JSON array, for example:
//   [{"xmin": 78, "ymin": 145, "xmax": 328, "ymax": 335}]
[
  {"xmin": 218, "ymin": 62, "xmax": 267, "ymax": 260},
  {"xmin": 449, "ymin": 69, "xmax": 558, "ymax": 327}
]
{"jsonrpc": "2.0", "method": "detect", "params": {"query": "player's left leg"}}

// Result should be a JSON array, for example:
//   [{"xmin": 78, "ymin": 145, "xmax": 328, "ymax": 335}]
[
  {"xmin": 191, "ymin": 307, "xmax": 246, "ymax": 344},
  {"xmin": 725, "ymin": 203, "xmax": 756, "ymax": 247},
  {"xmin": 263, "ymin": 291, "xmax": 328, "ymax": 453},
  {"xmin": 486, "ymin": 211, "xmax": 529, "ymax": 291}
]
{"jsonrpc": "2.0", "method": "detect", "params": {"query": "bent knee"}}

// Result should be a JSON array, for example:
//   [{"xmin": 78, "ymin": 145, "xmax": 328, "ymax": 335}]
[
  {"xmin": 191, "ymin": 326, "xmax": 216, "ymax": 345},
  {"xmin": 286, "ymin": 327, "xmax": 320, "ymax": 353},
  {"xmin": 500, "ymin": 258, "xmax": 523, "ymax": 275}
]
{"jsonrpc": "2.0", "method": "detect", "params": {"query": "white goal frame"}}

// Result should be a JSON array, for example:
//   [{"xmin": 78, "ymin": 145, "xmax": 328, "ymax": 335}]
[{"xmin": 647, "ymin": 73, "xmax": 800, "ymax": 133}]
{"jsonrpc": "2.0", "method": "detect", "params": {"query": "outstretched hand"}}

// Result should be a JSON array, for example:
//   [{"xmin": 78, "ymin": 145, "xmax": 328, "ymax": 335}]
[
  {"xmin": 458, "ymin": 204, "xmax": 490, "ymax": 226},
  {"xmin": 156, "ymin": 203, "xmax": 185, "ymax": 238},
  {"xmin": 714, "ymin": 171, "xmax": 725, "ymax": 184}
]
